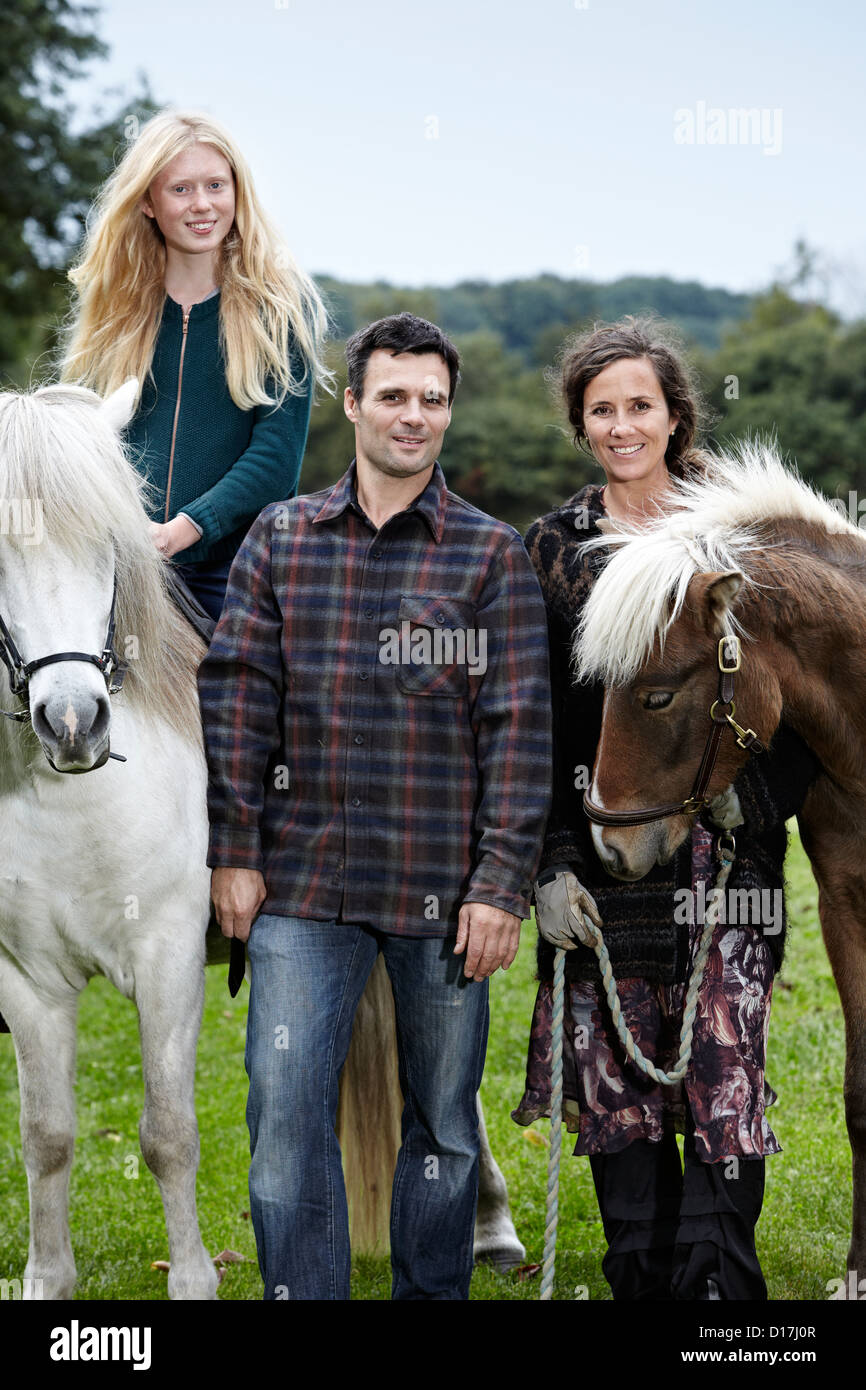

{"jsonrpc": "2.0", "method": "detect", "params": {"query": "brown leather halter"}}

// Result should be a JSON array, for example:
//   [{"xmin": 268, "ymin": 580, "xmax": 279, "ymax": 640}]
[{"xmin": 582, "ymin": 634, "xmax": 765, "ymax": 828}]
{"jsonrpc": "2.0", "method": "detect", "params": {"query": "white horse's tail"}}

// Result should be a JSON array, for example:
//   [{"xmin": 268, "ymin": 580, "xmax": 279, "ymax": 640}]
[{"xmin": 338, "ymin": 955, "xmax": 402, "ymax": 1253}]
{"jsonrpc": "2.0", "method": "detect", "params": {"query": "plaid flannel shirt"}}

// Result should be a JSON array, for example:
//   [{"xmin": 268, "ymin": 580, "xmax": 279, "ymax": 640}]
[{"xmin": 197, "ymin": 460, "xmax": 552, "ymax": 936}]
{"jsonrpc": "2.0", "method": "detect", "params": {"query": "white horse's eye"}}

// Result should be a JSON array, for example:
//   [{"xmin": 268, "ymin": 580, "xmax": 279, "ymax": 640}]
[{"xmin": 643, "ymin": 690, "xmax": 674, "ymax": 710}]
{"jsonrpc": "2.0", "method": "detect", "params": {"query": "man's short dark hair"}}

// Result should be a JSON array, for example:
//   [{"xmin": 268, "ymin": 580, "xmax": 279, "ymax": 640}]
[{"xmin": 345, "ymin": 312, "xmax": 461, "ymax": 405}]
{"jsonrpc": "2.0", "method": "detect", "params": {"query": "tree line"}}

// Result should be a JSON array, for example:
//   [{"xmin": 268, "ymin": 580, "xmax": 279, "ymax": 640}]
[{"xmin": 3, "ymin": 1, "xmax": 863, "ymax": 532}]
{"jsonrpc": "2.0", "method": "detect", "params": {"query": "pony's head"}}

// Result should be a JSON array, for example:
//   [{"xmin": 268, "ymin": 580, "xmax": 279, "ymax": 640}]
[
  {"xmin": 0, "ymin": 381, "xmax": 202, "ymax": 772},
  {"xmin": 571, "ymin": 442, "xmax": 843, "ymax": 877},
  {"xmin": 578, "ymin": 561, "xmax": 782, "ymax": 878}
]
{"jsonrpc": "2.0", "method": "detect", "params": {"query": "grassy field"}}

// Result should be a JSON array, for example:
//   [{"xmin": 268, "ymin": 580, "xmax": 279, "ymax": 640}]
[{"xmin": 0, "ymin": 829, "xmax": 850, "ymax": 1301}]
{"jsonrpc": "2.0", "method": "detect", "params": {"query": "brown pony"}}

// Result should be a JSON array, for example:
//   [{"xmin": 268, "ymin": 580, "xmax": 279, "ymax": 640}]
[{"xmin": 573, "ymin": 442, "xmax": 866, "ymax": 1293}]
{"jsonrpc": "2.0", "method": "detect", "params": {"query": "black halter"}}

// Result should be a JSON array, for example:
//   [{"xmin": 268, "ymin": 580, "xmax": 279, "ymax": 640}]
[{"xmin": 0, "ymin": 573, "xmax": 127, "ymax": 761}]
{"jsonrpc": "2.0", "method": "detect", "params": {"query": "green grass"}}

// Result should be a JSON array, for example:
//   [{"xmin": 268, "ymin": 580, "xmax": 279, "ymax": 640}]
[{"xmin": 0, "ymin": 829, "xmax": 849, "ymax": 1300}]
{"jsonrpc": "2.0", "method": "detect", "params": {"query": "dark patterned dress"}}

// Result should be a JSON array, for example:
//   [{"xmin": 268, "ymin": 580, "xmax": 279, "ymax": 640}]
[{"xmin": 512, "ymin": 824, "xmax": 780, "ymax": 1162}]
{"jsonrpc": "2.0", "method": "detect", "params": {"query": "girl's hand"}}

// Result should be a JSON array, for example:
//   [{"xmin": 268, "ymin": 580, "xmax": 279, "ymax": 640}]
[{"xmin": 149, "ymin": 516, "xmax": 201, "ymax": 558}]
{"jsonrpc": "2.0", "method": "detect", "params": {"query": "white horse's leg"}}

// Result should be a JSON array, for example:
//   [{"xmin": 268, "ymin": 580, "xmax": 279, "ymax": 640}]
[
  {"xmin": 473, "ymin": 1096, "xmax": 526, "ymax": 1271},
  {"xmin": 134, "ymin": 944, "xmax": 217, "ymax": 1301},
  {"xmin": 1, "ymin": 967, "xmax": 79, "ymax": 1299}
]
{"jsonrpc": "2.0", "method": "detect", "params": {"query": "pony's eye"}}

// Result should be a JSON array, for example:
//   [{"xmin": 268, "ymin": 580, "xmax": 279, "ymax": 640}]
[{"xmin": 643, "ymin": 691, "xmax": 674, "ymax": 710}]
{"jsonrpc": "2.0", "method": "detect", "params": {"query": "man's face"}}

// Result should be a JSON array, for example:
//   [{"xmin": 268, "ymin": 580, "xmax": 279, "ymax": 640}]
[{"xmin": 344, "ymin": 350, "xmax": 452, "ymax": 479}]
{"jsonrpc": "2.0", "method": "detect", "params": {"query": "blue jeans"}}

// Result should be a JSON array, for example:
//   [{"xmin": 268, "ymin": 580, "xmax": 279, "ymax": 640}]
[
  {"xmin": 172, "ymin": 557, "xmax": 233, "ymax": 623},
  {"xmin": 245, "ymin": 914, "xmax": 490, "ymax": 1300}
]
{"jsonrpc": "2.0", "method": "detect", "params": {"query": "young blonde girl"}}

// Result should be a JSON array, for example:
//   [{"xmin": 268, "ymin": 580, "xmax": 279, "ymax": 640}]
[{"xmin": 62, "ymin": 108, "xmax": 331, "ymax": 620}]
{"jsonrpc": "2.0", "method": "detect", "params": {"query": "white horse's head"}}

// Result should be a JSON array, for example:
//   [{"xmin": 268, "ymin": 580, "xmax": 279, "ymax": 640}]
[{"xmin": 0, "ymin": 380, "xmax": 202, "ymax": 774}]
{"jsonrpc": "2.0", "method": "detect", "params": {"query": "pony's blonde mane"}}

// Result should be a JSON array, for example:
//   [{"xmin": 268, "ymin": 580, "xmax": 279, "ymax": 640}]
[
  {"xmin": 575, "ymin": 440, "xmax": 863, "ymax": 686},
  {"xmin": 0, "ymin": 384, "xmax": 205, "ymax": 738}
]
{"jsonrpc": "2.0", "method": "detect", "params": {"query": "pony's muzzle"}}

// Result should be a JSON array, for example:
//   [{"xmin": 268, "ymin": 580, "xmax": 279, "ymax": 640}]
[
  {"xmin": 30, "ymin": 690, "xmax": 111, "ymax": 772},
  {"xmin": 593, "ymin": 820, "xmax": 682, "ymax": 880}
]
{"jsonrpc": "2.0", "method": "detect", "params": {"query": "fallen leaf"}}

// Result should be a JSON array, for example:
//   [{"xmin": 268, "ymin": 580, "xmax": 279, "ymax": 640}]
[
  {"xmin": 240, "ymin": 1210, "xmax": 250, "ymax": 1220},
  {"xmin": 150, "ymin": 1260, "xmax": 170, "ymax": 1273},
  {"xmin": 515, "ymin": 1263, "xmax": 542, "ymax": 1281},
  {"xmin": 95, "ymin": 1128, "xmax": 122, "ymax": 1141},
  {"xmin": 213, "ymin": 1249, "xmax": 246, "ymax": 1265},
  {"xmin": 523, "ymin": 1128, "xmax": 549, "ymax": 1148}
]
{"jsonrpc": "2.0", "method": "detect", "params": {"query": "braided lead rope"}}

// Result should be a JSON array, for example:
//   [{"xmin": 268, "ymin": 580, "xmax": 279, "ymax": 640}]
[
  {"xmin": 539, "ymin": 944, "xmax": 565, "ymax": 1301},
  {"xmin": 539, "ymin": 834, "xmax": 736, "ymax": 1299},
  {"xmin": 594, "ymin": 835, "xmax": 735, "ymax": 1086}
]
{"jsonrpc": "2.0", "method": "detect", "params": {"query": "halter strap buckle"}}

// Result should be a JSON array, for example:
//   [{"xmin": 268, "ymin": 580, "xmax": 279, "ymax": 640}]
[{"xmin": 718, "ymin": 634, "xmax": 741, "ymax": 673}]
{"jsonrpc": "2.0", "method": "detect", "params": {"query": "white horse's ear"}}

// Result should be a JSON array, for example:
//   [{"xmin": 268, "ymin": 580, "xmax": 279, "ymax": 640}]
[{"xmin": 99, "ymin": 378, "xmax": 139, "ymax": 433}]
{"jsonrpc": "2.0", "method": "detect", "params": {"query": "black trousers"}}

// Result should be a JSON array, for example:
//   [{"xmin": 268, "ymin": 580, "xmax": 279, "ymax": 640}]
[{"xmin": 588, "ymin": 1121, "xmax": 767, "ymax": 1301}]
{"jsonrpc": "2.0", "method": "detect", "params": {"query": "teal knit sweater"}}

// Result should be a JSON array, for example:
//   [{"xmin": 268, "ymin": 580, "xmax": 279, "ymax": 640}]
[{"xmin": 124, "ymin": 291, "xmax": 312, "ymax": 566}]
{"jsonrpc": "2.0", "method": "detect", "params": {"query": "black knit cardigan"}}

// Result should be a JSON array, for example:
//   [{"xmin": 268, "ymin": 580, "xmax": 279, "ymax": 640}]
[{"xmin": 529, "ymin": 482, "xmax": 821, "ymax": 986}]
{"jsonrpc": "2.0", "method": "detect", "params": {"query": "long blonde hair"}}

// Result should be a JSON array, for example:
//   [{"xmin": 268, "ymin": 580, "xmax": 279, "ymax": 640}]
[{"xmin": 61, "ymin": 108, "xmax": 332, "ymax": 408}]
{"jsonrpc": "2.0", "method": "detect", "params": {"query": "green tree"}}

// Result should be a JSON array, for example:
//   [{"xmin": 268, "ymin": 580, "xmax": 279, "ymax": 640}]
[
  {"xmin": 1, "ymin": 0, "xmax": 156, "ymax": 382},
  {"xmin": 702, "ymin": 289, "xmax": 866, "ymax": 495}
]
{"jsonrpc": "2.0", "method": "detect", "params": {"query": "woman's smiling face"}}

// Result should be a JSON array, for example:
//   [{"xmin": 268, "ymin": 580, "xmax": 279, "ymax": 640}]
[
  {"xmin": 582, "ymin": 356, "xmax": 679, "ymax": 487},
  {"xmin": 140, "ymin": 143, "xmax": 236, "ymax": 259}
]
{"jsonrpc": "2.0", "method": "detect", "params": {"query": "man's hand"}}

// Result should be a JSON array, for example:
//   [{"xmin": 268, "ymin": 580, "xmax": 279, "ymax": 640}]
[
  {"xmin": 211, "ymin": 867, "xmax": 267, "ymax": 943},
  {"xmin": 453, "ymin": 902, "xmax": 521, "ymax": 981}
]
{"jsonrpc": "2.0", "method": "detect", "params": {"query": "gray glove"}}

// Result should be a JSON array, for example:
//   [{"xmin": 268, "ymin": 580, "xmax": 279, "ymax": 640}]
[{"xmin": 534, "ymin": 864, "xmax": 602, "ymax": 950}]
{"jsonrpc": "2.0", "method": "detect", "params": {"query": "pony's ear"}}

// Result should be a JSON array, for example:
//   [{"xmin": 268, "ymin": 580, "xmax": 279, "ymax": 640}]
[
  {"xmin": 99, "ymin": 378, "xmax": 139, "ymax": 434},
  {"xmin": 691, "ymin": 570, "xmax": 744, "ymax": 634}
]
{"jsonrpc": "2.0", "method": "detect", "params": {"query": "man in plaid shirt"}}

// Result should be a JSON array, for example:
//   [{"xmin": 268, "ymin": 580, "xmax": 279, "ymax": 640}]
[{"xmin": 197, "ymin": 313, "xmax": 551, "ymax": 1300}]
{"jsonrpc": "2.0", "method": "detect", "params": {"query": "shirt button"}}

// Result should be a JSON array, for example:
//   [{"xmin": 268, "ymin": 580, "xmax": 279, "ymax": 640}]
[
  {"xmin": 436, "ymin": 611, "xmax": 445, "ymax": 623},
  {"xmin": 364, "ymin": 607, "xmax": 374, "ymax": 618},
  {"xmin": 372, "ymin": 549, "xmax": 383, "ymax": 559},
  {"xmin": 354, "ymin": 735, "xmax": 364, "ymax": 745},
  {"xmin": 358, "ymin": 671, "xmax": 369, "ymax": 681},
  {"xmin": 351, "ymin": 797, "xmax": 361, "ymax": 807}
]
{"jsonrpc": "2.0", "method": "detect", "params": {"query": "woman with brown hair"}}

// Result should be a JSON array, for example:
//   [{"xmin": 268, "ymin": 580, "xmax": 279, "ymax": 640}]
[{"xmin": 512, "ymin": 316, "xmax": 819, "ymax": 1300}]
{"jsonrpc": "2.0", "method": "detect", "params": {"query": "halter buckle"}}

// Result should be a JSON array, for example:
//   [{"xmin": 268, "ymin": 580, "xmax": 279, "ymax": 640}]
[{"xmin": 718, "ymin": 635, "xmax": 741, "ymax": 673}]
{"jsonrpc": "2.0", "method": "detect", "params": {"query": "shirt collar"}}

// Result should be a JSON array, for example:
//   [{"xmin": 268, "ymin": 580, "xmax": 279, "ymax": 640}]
[{"xmin": 312, "ymin": 459, "xmax": 448, "ymax": 543}]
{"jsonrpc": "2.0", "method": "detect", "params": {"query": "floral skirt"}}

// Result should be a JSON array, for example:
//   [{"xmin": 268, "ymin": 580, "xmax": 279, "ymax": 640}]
[{"xmin": 512, "ymin": 827, "xmax": 781, "ymax": 1163}]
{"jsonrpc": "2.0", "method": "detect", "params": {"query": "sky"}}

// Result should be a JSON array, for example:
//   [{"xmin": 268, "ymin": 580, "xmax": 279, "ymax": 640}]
[{"xmin": 74, "ymin": 0, "xmax": 865, "ymax": 309}]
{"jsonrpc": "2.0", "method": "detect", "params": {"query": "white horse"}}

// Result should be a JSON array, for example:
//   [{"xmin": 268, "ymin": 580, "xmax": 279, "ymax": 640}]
[{"xmin": 0, "ymin": 381, "xmax": 524, "ymax": 1299}]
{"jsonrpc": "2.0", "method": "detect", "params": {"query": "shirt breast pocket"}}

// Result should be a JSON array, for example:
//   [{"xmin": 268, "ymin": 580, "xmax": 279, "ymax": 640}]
[{"xmin": 393, "ymin": 594, "xmax": 479, "ymax": 697}]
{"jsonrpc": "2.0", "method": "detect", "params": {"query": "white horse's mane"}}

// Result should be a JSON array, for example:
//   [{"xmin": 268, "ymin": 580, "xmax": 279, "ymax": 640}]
[
  {"xmin": 575, "ymin": 440, "xmax": 862, "ymax": 687},
  {"xmin": 0, "ymin": 383, "xmax": 204, "ymax": 738}
]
